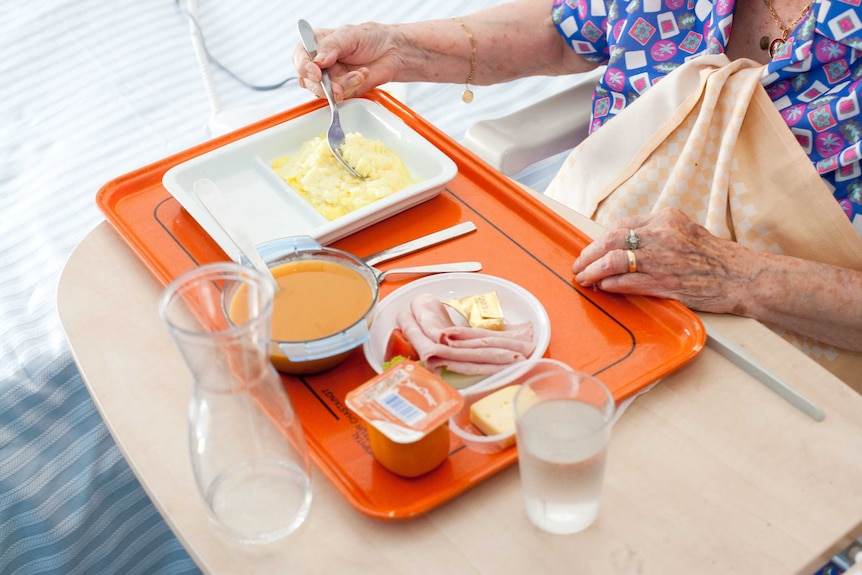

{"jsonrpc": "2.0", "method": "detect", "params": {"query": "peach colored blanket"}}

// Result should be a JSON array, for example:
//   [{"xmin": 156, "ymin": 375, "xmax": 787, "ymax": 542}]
[{"xmin": 546, "ymin": 54, "xmax": 862, "ymax": 386}]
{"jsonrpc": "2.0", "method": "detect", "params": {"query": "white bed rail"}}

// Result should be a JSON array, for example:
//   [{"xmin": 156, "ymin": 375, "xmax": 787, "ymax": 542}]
[{"xmin": 462, "ymin": 67, "xmax": 605, "ymax": 176}]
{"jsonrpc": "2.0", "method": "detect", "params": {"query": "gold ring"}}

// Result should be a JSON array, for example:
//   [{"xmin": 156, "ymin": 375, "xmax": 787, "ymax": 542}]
[{"xmin": 626, "ymin": 249, "xmax": 637, "ymax": 273}]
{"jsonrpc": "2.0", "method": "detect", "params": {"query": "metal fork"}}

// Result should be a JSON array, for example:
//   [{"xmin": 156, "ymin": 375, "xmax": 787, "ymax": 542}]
[{"xmin": 297, "ymin": 19, "xmax": 364, "ymax": 179}]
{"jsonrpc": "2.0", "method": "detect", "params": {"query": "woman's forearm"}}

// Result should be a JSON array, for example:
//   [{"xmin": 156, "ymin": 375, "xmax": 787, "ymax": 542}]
[
  {"xmin": 738, "ymin": 253, "xmax": 862, "ymax": 350},
  {"xmin": 391, "ymin": 0, "xmax": 596, "ymax": 85}
]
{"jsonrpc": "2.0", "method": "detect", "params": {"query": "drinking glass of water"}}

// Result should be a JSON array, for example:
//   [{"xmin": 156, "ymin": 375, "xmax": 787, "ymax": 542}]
[{"xmin": 514, "ymin": 368, "xmax": 615, "ymax": 534}]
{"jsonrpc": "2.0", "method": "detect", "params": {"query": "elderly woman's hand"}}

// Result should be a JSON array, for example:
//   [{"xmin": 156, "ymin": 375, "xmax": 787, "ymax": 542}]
[
  {"xmin": 572, "ymin": 208, "xmax": 757, "ymax": 314},
  {"xmin": 292, "ymin": 23, "xmax": 405, "ymax": 102},
  {"xmin": 291, "ymin": 3, "xmax": 597, "ymax": 103}
]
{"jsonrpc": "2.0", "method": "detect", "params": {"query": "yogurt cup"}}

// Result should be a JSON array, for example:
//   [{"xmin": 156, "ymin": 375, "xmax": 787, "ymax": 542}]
[{"xmin": 346, "ymin": 361, "xmax": 463, "ymax": 477}]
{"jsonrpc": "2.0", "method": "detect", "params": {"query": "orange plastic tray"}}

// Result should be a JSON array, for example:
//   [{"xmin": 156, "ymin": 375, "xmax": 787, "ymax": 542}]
[{"xmin": 96, "ymin": 90, "xmax": 705, "ymax": 520}]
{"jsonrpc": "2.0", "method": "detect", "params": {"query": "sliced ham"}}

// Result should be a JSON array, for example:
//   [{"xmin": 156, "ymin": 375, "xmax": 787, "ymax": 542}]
[
  {"xmin": 408, "ymin": 293, "xmax": 454, "ymax": 342},
  {"xmin": 440, "ymin": 323, "xmax": 534, "ymax": 354},
  {"xmin": 395, "ymin": 293, "xmax": 536, "ymax": 376}
]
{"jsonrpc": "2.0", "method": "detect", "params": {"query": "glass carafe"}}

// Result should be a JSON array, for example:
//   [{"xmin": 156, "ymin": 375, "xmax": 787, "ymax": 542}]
[{"xmin": 159, "ymin": 263, "xmax": 312, "ymax": 544}]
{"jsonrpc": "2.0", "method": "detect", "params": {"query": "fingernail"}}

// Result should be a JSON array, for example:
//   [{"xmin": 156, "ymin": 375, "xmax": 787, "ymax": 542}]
[{"xmin": 572, "ymin": 258, "xmax": 583, "ymax": 274}]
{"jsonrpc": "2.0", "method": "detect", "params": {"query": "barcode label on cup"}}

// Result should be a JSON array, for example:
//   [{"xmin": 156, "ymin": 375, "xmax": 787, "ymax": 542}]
[{"xmin": 376, "ymin": 390, "xmax": 426, "ymax": 426}]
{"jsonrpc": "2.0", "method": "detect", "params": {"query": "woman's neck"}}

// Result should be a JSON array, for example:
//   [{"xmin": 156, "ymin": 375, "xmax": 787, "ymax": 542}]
[{"xmin": 725, "ymin": 0, "xmax": 815, "ymax": 63}]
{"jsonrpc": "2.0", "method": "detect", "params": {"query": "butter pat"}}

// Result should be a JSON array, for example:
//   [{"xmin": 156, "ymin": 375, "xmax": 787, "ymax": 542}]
[
  {"xmin": 444, "ymin": 290, "xmax": 504, "ymax": 330},
  {"xmin": 469, "ymin": 384, "xmax": 524, "ymax": 439}
]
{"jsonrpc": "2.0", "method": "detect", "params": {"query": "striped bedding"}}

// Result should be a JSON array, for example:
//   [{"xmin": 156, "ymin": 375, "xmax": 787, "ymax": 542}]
[{"xmin": 0, "ymin": 1, "xmax": 571, "ymax": 572}]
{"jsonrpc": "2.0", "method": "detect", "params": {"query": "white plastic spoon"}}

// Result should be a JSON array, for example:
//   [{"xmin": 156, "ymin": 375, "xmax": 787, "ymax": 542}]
[{"xmin": 192, "ymin": 178, "xmax": 279, "ymax": 290}]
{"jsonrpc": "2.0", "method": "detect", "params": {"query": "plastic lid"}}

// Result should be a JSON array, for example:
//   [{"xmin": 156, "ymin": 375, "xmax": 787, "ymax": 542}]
[{"xmin": 346, "ymin": 361, "xmax": 463, "ymax": 444}]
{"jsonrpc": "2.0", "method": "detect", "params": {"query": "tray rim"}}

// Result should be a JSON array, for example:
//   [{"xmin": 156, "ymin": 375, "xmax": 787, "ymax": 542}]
[{"xmin": 95, "ymin": 89, "xmax": 706, "ymax": 520}]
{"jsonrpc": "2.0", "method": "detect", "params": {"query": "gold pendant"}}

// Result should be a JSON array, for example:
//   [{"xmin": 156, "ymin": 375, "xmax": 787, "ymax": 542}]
[
  {"xmin": 768, "ymin": 37, "xmax": 785, "ymax": 57},
  {"xmin": 461, "ymin": 88, "xmax": 474, "ymax": 103}
]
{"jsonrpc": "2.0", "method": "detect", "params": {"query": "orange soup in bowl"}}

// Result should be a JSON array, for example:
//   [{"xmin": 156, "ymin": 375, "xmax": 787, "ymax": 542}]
[
  {"xmin": 229, "ymin": 258, "xmax": 376, "ymax": 373},
  {"xmin": 269, "ymin": 259, "xmax": 374, "ymax": 341}
]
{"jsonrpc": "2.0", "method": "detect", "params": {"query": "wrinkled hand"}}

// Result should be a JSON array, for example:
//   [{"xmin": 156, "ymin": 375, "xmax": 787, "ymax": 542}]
[
  {"xmin": 292, "ymin": 23, "xmax": 404, "ymax": 102},
  {"xmin": 572, "ymin": 208, "xmax": 756, "ymax": 313}
]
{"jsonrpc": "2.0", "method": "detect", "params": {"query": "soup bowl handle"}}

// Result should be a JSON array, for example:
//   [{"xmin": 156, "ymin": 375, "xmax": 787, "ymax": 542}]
[{"xmin": 248, "ymin": 235, "xmax": 321, "ymax": 265}]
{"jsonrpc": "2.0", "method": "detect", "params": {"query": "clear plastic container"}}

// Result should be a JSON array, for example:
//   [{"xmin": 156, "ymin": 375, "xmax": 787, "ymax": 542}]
[
  {"xmin": 248, "ymin": 236, "xmax": 379, "ymax": 374},
  {"xmin": 449, "ymin": 358, "xmax": 576, "ymax": 454}
]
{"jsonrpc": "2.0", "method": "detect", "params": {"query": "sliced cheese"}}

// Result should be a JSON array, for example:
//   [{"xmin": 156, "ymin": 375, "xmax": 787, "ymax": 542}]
[{"xmin": 469, "ymin": 384, "xmax": 523, "ymax": 437}]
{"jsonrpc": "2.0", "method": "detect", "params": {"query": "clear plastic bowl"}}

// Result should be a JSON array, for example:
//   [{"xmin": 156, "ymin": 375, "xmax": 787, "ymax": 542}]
[
  {"xmin": 449, "ymin": 358, "xmax": 575, "ymax": 454},
  {"xmin": 250, "ymin": 236, "xmax": 379, "ymax": 374}
]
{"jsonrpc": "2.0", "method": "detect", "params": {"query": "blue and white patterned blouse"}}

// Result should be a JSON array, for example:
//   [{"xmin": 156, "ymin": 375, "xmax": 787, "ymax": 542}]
[{"xmin": 552, "ymin": 0, "xmax": 862, "ymax": 231}]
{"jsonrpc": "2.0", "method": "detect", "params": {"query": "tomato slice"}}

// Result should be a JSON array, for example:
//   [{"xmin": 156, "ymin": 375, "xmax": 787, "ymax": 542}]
[{"xmin": 384, "ymin": 328, "xmax": 419, "ymax": 362}]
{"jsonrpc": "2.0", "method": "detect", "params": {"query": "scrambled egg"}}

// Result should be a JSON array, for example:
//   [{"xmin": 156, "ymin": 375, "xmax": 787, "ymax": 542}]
[{"xmin": 272, "ymin": 133, "xmax": 417, "ymax": 220}]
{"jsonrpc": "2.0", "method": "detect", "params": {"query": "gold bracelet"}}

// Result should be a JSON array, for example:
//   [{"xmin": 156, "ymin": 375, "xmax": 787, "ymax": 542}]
[{"xmin": 452, "ymin": 17, "xmax": 476, "ymax": 103}]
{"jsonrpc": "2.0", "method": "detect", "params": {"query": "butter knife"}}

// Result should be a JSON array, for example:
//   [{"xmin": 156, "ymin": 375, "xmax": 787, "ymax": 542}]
[
  {"xmin": 705, "ymin": 322, "xmax": 825, "ymax": 421},
  {"xmin": 362, "ymin": 221, "xmax": 477, "ymax": 266}
]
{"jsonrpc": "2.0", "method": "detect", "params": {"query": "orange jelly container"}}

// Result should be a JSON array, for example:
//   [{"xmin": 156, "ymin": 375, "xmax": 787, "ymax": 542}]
[{"xmin": 346, "ymin": 361, "xmax": 463, "ymax": 478}]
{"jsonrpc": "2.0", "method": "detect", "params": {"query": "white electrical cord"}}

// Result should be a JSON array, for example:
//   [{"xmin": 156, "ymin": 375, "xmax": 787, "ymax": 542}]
[
  {"xmin": 181, "ymin": 0, "xmax": 295, "ymax": 136},
  {"xmin": 187, "ymin": 0, "xmax": 223, "ymax": 120}
]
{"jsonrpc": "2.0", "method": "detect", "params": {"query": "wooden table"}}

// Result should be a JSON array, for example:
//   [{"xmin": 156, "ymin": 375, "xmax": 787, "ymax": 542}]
[{"xmin": 59, "ymin": 201, "xmax": 862, "ymax": 574}]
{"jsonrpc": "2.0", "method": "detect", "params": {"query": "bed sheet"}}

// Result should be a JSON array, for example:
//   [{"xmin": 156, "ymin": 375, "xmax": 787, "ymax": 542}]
[{"xmin": 0, "ymin": 1, "xmax": 573, "ymax": 573}]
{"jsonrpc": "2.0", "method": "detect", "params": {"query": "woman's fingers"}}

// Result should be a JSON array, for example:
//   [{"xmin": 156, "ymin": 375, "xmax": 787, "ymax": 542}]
[
  {"xmin": 574, "ymin": 220, "xmax": 649, "ymax": 275},
  {"xmin": 575, "ymin": 249, "xmax": 638, "ymax": 285},
  {"xmin": 292, "ymin": 23, "xmax": 400, "ymax": 100},
  {"xmin": 571, "ymin": 208, "xmax": 756, "ymax": 313},
  {"xmin": 293, "ymin": 42, "xmax": 323, "ymax": 97},
  {"xmin": 332, "ymin": 69, "xmax": 369, "ymax": 100}
]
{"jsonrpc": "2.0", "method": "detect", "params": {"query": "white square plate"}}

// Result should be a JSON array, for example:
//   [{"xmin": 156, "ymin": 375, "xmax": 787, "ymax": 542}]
[{"xmin": 162, "ymin": 99, "xmax": 458, "ymax": 260}]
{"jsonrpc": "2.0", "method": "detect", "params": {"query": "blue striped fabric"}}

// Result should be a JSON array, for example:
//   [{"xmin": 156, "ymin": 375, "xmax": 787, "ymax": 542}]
[
  {"xmin": 0, "ymin": 356, "xmax": 200, "ymax": 574},
  {"xmin": 1, "ymin": 1, "xmax": 573, "ymax": 572}
]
